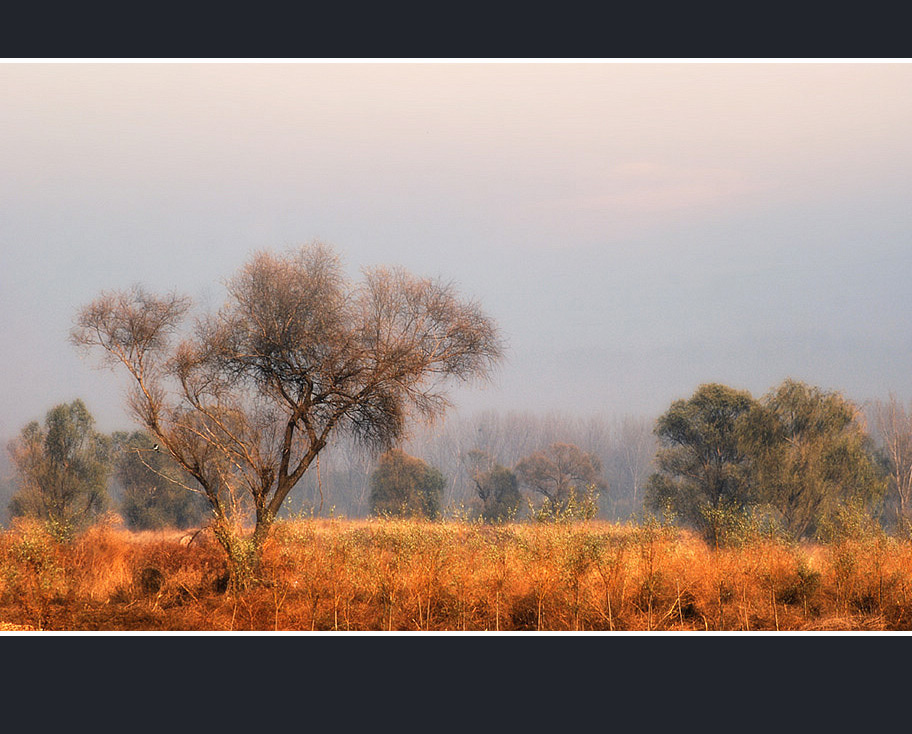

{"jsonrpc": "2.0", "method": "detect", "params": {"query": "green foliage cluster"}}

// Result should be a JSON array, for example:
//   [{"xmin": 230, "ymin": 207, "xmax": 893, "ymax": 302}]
[
  {"xmin": 7, "ymin": 400, "xmax": 111, "ymax": 541},
  {"xmin": 528, "ymin": 485, "xmax": 601, "ymax": 523},
  {"xmin": 478, "ymin": 465, "xmax": 522, "ymax": 522},
  {"xmin": 645, "ymin": 379, "xmax": 887, "ymax": 545},
  {"xmin": 6, "ymin": 401, "xmax": 214, "ymax": 539},
  {"xmin": 465, "ymin": 450, "xmax": 522, "ymax": 522},
  {"xmin": 741, "ymin": 380, "xmax": 885, "ymax": 539},
  {"xmin": 368, "ymin": 449, "xmax": 446, "ymax": 520},
  {"xmin": 644, "ymin": 383, "xmax": 754, "ymax": 546}
]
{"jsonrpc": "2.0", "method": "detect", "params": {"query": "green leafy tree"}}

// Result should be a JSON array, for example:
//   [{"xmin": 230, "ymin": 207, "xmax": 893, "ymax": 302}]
[
  {"xmin": 741, "ymin": 379, "xmax": 886, "ymax": 540},
  {"xmin": 647, "ymin": 380, "xmax": 888, "ymax": 545},
  {"xmin": 368, "ymin": 449, "xmax": 446, "ymax": 519},
  {"xmin": 644, "ymin": 383, "xmax": 757, "ymax": 546},
  {"xmin": 466, "ymin": 450, "xmax": 521, "ymax": 522},
  {"xmin": 7, "ymin": 399, "xmax": 111, "ymax": 540},
  {"xmin": 71, "ymin": 241, "xmax": 502, "ymax": 587},
  {"xmin": 113, "ymin": 431, "xmax": 210, "ymax": 530}
]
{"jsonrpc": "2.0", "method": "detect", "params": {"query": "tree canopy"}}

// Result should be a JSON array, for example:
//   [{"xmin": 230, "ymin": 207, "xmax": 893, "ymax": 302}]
[
  {"xmin": 72, "ymin": 241, "xmax": 502, "ymax": 584},
  {"xmin": 515, "ymin": 442, "xmax": 604, "ymax": 519},
  {"xmin": 742, "ymin": 379, "xmax": 885, "ymax": 539},
  {"xmin": 466, "ymin": 449, "xmax": 522, "ymax": 522},
  {"xmin": 368, "ymin": 449, "xmax": 446, "ymax": 519},
  {"xmin": 644, "ymin": 383, "xmax": 756, "ymax": 544},
  {"xmin": 645, "ymin": 380, "xmax": 886, "ymax": 544},
  {"xmin": 7, "ymin": 399, "xmax": 111, "ymax": 540}
]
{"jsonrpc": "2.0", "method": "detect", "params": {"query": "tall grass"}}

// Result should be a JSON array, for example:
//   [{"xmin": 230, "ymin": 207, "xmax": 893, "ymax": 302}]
[{"xmin": 1, "ymin": 514, "xmax": 911, "ymax": 631}]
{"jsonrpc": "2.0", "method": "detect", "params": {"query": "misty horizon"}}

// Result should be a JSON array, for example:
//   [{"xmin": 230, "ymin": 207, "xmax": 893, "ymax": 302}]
[{"xmin": 2, "ymin": 60, "xmax": 911, "ymax": 440}]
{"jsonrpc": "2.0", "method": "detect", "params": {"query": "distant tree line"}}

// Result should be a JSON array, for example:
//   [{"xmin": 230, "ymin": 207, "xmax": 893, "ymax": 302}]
[
  {"xmin": 2, "ymin": 400, "xmax": 630, "ymax": 532},
  {"xmin": 6, "ymin": 380, "xmax": 912, "ymax": 548},
  {"xmin": 283, "ymin": 409, "xmax": 656, "ymax": 522},
  {"xmin": 340, "ymin": 379, "xmax": 912, "ymax": 545},
  {"xmin": 366, "ymin": 439, "xmax": 606, "ymax": 523}
]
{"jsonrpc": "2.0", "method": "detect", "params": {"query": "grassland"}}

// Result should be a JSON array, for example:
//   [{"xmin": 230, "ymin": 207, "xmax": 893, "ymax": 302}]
[{"xmin": 2, "ymin": 514, "xmax": 911, "ymax": 632}]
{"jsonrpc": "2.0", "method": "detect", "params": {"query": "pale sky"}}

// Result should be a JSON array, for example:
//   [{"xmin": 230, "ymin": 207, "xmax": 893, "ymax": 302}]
[{"xmin": 2, "ymin": 60, "xmax": 911, "ymax": 437}]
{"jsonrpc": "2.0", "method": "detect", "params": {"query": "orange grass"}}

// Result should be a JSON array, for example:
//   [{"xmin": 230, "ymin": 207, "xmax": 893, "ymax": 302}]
[{"xmin": 1, "ymin": 515, "xmax": 911, "ymax": 631}]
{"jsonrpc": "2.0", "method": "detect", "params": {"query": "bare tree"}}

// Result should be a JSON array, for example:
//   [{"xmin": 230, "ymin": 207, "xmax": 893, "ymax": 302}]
[
  {"xmin": 515, "ymin": 442, "xmax": 606, "ymax": 516},
  {"xmin": 613, "ymin": 414, "xmax": 656, "ymax": 514},
  {"xmin": 871, "ymin": 395, "xmax": 912, "ymax": 534},
  {"xmin": 71, "ymin": 242, "xmax": 502, "ymax": 586}
]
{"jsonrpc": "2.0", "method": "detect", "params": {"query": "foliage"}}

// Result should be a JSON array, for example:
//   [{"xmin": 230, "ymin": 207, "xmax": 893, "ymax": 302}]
[
  {"xmin": 465, "ymin": 450, "xmax": 522, "ymax": 522},
  {"xmin": 741, "ymin": 379, "xmax": 886, "ymax": 540},
  {"xmin": 698, "ymin": 504, "xmax": 787, "ymax": 548},
  {"xmin": 815, "ymin": 496, "xmax": 886, "ymax": 545},
  {"xmin": 71, "ymin": 241, "xmax": 502, "ymax": 585},
  {"xmin": 7, "ymin": 400, "xmax": 111, "ymax": 541},
  {"xmin": 644, "ymin": 383, "xmax": 757, "ymax": 544},
  {"xmin": 112, "ymin": 431, "xmax": 210, "ymax": 531},
  {"xmin": 645, "ymin": 380, "xmax": 886, "ymax": 544},
  {"xmin": 368, "ymin": 449, "xmax": 446, "ymax": 520},
  {"xmin": 527, "ymin": 484, "xmax": 600, "ymax": 523},
  {"xmin": 0, "ymin": 518, "xmax": 67, "ymax": 627}
]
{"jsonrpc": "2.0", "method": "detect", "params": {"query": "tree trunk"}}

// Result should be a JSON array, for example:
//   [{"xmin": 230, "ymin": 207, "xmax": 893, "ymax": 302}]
[{"xmin": 214, "ymin": 516, "xmax": 273, "ymax": 591}]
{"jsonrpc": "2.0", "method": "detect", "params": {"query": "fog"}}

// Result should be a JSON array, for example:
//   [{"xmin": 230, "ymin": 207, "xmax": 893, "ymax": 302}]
[{"xmin": 2, "ymin": 60, "xmax": 911, "ymax": 445}]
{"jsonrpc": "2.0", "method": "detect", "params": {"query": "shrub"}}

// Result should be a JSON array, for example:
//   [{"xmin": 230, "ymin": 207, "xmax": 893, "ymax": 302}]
[{"xmin": 368, "ymin": 450, "xmax": 446, "ymax": 520}]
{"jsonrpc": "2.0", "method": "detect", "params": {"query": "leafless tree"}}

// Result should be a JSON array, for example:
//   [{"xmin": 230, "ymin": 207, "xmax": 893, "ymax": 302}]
[
  {"xmin": 613, "ymin": 414, "xmax": 656, "ymax": 511},
  {"xmin": 71, "ymin": 242, "xmax": 502, "ymax": 586},
  {"xmin": 871, "ymin": 395, "xmax": 912, "ymax": 534},
  {"xmin": 515, "ymin": 441, "xmax": 605, "ymax": 511}
]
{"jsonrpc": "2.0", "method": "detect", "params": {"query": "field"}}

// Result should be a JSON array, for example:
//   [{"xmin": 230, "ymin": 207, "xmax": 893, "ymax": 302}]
[{"xmin": 2, "ymin": 514, "xmax": 911, "ymax": 632}]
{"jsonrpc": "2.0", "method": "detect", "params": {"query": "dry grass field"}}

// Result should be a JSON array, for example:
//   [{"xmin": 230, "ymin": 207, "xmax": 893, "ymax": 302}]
[{"xmin": 1, "ymin": 514, "xmax": 911, "ymax": 632}]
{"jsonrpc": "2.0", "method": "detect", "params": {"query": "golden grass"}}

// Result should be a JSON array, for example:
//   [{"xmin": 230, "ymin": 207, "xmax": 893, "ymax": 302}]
[{"xmin": 2, "ymin": 515, "xmax": 911, "ymax": 631}]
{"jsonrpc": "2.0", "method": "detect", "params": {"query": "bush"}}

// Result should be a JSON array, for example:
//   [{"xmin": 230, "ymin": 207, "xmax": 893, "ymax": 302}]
[
  {"xmin": 474, "ymin": 465, "xmax": 522, "ymax": 523},
  {"xmin": 368, "ymin": 450, "xmax": 446, "ymax": 520},
  {"xmin": 528, "ymin": 485, "xmax": 600, "ymax": 523}
]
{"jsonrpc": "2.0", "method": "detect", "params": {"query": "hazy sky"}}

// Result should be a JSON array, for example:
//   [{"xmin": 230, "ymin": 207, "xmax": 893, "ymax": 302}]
[{"xmin": 2, "ymin": 60, "xmax": 911, "ymax": 437}]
